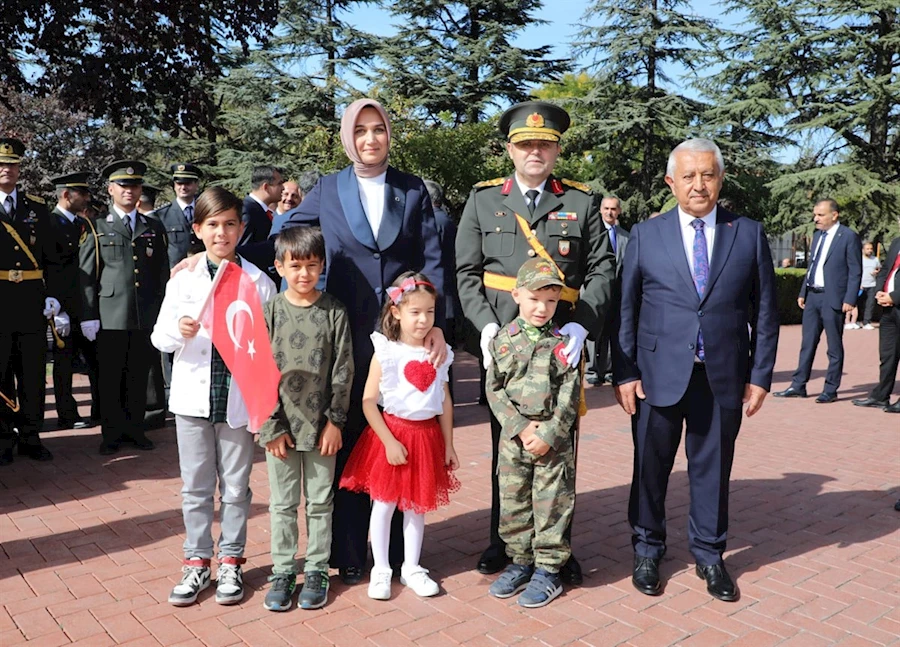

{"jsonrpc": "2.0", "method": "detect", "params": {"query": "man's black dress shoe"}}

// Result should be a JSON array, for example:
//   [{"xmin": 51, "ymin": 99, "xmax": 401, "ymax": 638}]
[
  {"xmin": 895, "ymin": 499, "xmax": 900, "ymax": 512},
  {"xmin": 696, "ymin": 563, "xmax": 738, "ymax": 601},
  {"xmin": 852, "ymin": 397, "xmax": 889, "ymax": 409},
  {"xmin": 773, "ymin": 387, "xmax": 807, "ymax": 398},
  {"xmin": 476, "ymin": 544, "xmax": 508, "ymax": 574},
  {"xmin": 98, "ymin": 440, "xmax": 120, "ymax": 456},
  {"xmin": 339, "ymin": 566, "xmax": 363, "ymax": 585},
  {"xmin": 560, "ymin": 554, "xmax": 583, "ymax": 585},
  {"xmin": 58, "ymin": 418, "xmax": 91, "ymax": 430},
  {"xmin": 127, "ymin": 433, "xmax": 155, "ymax": 450},
  {"xmin": 632, "ymin": 556, "xmax": 662, "ymax": 596},
  {"xmin": 815, "ymin": 393, "xmax": 837, "ymax": 404},
  {"xmin": 18, "ymin": 442, "xmax": 53, "ymax": 461},
  {"xmin": 885, "ymin": 400, "xmax": 900, "ymax": 414}
]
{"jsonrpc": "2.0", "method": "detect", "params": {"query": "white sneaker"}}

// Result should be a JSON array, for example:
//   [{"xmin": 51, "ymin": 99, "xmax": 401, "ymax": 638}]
[
  {"xmin": 168, "ymin": 562, "xmax": 211, "ymax": 606},
  {"xmin": 400, "ymin": 565, "xmax": 439, "ymax": 597},
  {"xmin": 844, "ymin": 323, "xmax": 859, "ymax": 330},
  {"xmin": 367, "ymin": 567, "xmax": 393, "ymax": 600},
  {"xmin": 215, "ymin": 562, "xmax": 244, "ymax": 605},
  {"xmin": 863, "ymin": 324, "xmax": 875, "ymax": 330}
]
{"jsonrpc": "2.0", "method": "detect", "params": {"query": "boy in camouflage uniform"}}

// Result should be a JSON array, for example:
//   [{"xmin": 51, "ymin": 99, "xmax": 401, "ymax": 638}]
[{"xmin": 486, "ymin": 257, "xmax": 580, "ymax": 608}]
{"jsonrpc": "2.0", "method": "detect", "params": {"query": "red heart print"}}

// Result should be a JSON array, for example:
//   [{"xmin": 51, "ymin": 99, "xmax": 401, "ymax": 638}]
[{"xmin": 404, "ymin": 360, "xmax": 437, "ymax": 392}]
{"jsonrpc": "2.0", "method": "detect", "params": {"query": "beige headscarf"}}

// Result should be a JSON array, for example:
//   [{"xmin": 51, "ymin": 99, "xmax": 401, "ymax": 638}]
[{"xmin": 340, "ymin": 98, "xmax": 392, "ymax": 178}]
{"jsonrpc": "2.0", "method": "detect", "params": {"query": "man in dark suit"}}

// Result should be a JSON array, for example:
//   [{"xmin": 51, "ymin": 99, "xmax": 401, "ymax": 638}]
[
  {"xmin": 0, "ymin": 138, "xmax": 64, "ymax": 464},
  {"xmin": 852, "ymin": 219, "xmax": 900, "ymax": 413},
  {"xmin": 47, "ymin": 173, "xmax": 100, "ymax": 429},
  {"xmin": 588, "ymin": 195, "xmax": 629, "ymax": 385},
  {"xmin": 79, "ymin": 161, "xmax": 169, "ymax": 455},
  {"xmin": 774, "ymin": 200, "xmax": 862, "ymax": 403},
  {"xmin": 238, "ymin": 165, "xmax": 284, "ymax": 248},
  {"xmin": 613, "ymin": 138, "xmax": 779, "ymax": 601},
  {"xmin": 152, "ymin": 163, "xmax": 204, "ymax": 269}
]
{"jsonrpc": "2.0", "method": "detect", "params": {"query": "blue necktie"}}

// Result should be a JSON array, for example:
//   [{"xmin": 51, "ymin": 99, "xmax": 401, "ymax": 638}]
[
  {"xmin": 807, "ymin": 231, "xmax": 827, "ymax": 287},
  {"xmin": 690, "ymin": 219, "xmax": 709, "ymax": 361},
  {"xmin": 608, "ymin": 225, "xmax": 617, "ymax": 253}
]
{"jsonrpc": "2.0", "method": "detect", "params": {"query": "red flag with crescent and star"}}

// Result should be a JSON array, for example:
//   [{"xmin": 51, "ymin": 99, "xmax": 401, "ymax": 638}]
[{"xmin": 198, "ymin": 260, "xmax": 280, "ymax": 431}]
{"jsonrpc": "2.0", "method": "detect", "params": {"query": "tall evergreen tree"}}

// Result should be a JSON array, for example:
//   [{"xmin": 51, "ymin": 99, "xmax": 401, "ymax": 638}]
[{"xmin": 374, "ymin": 0, "xmax": 568, "ymax": 124}]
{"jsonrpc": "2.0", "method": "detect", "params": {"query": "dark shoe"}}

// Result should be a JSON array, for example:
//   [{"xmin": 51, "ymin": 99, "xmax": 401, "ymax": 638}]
[
  {"xmin": 339, "ymin": 566, "xmax": 364, "ymax": 585},
  {"xmin": 0, "ymin": 448, "xmax": 13, "ymax": 466},
  {"xmin": 126, "ymin": 433, "xmax": 155, "ymax": 450},
  {"xmin": 299, "ymin": 571, "xmax": 330, "ymax": 609},
  {"xmin": 773, "ymin": 387, "xmax": 807, "ymax": 398},
  {"xmin": 895, "ymin": 499, "xmax": 900, "ymax": 512},
  {"xmin": 559, "ymin": 554, "xmax": 583, "ymax": 585},
  {"xmin": 263, "ymin": 573, "xmax": 296, "ymax": 611},
  {"xmin": 632, "ymin": 556, "xmax": 662, "ymax": 596},
  {"xmin": 18, "ymin": 442, "xmax": 53, "ymax": 461},
  {"xmin": 476, "ymin": 544, "xmax": 509, "ymax": 575},
  {"xmin": 98, "ymin": 440, "xmax": 120, "ymax": 456},
  {"xmin": 585, "ymin": 373, "xmax": 600, "ymax": 386},
  {"xmin": 58, "ymin": 417, "xmax": 91, "ymax": 430},
  {"xmin": 517, "ymin": 568, "xmax": 563, "ymax": 608},
  {"xmin": 852, "ymin": 397, "xmax": 890, "ymax": 409},
  {"xmin": 885, "ymin": 400, "xmax": 900, "ymax": 414},
  {"xmin": 815, "ymin": 393, "xmax": 837, "ymax": 404},
  {"xmin": 488, "ymin": 563, "xmax": 534, "ymax": 598},
  {"xmin": 696, "ymin": 563, "xmax": 738, "ymax": 602}
]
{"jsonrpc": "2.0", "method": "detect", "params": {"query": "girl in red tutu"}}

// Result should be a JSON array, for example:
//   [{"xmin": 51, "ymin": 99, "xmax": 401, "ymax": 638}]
[{"xmin": 340, "ymin": 271, "xmax": 459, "ymax": 600}]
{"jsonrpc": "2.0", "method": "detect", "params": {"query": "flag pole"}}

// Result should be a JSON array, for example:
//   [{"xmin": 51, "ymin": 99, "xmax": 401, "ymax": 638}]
[{"xmin": 196, "ymin": 258, "xmax": 230, "ymax": 322}]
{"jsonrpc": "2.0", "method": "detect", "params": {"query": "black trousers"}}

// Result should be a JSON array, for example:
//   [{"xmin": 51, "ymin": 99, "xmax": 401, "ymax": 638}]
[
  {"xmin": 52, "ymin": 321, "xmax": 100, "ymax": 422},
  {"xmin": 97, "ymin": 330, "xmax": 153, "ymax": 444},
  {"xmin": 629, "ymin": 365, "xmax": 742, "ymax": 565},
  {"xmin": 0, "ymin": 330, "xmax": 47, "ymax": 448},
  {"xmin": 870, "ymin": 306, "xmax": 900, "ymax": 402},
  {"xmin": 791, "ymin": 290, "xmax": 845, "ymax": 396}
]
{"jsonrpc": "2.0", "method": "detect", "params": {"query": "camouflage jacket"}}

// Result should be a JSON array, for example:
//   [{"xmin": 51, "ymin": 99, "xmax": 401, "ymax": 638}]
[{"xmin": 486, "ymin": 317, "xmax": 580, "ymax": 450}]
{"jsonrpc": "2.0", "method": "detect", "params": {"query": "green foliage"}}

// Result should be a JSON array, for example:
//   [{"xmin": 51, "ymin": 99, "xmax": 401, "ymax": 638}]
[{"xmin": 774, "ymin": 268, "xmax": 807, "ymax": 325}]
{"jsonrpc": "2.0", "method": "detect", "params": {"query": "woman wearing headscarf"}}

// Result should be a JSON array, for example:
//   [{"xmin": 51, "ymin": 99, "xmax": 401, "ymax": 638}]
[{"xmin": 273, "ymin": 98, "xmax": 447, "ymax": 589}]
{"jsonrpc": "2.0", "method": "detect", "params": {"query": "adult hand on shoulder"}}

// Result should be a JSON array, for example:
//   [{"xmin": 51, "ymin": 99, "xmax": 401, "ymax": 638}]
[
  {"xmin": 480, "ymin": 322, "xmax": 500, "ymax": 370},
  {"xmin": 424, "ymin": 326, "xmax": 447, "ymax": 367},
  {"xmin": 558, "ymin": 322, "xmax": 588, "ymax": 367},
  {"xmin": 80, "ymin": 320, "xmax": 100, "ymax": 342},
  {"xmin": 743, "ymin": 383, "xmax": 768, "ymax": 417},
  {"xmin": 170, "ymin": 253, "xmax": 202, "ymax": 278},
  {"xmin": 614, "ymin": 380, "xmax": 645, "ymax": 416},
  {"xmin": 43, "ymin": 297, "xmax": 61, "ymax": 318}
]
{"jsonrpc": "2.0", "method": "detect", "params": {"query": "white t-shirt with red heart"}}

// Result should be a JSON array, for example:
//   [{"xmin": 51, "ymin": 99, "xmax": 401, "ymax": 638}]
[{"xmin": 371, "ymin": 332, "xmax": 454, "ymax": 421}]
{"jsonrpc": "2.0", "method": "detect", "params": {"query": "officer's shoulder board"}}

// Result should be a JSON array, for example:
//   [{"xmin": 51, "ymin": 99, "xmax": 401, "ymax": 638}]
[
  {"xmin": 561, "ymin": 179, "xmax": 592, "ymax": 194},
  {"xmin": 153, "ymin": 202, "xmax": 172, "ymax": 214},
  {"xmin": 26, "ymin": 193, "xmax": 46, "ymax": 205},
  {"xmin": 473, "ymin": 177, "xmax": 505, "ymax": 190}
]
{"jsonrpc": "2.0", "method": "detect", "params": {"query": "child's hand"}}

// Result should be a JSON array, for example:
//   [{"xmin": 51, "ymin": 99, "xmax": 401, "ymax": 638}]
[
  {"xmin": 445, "ymin": 445, "xmax": 459, "ymax": 471},
  {"xmin": 319, "ymin": 421, "xmax": 343, "ymax": 457},
  {"xmin": 520, "ymin": 422, "xmax": 550, "ymax": 457},
  {"xmin": 179, "ymin": 316, "xmax": 200, "ymax": 339},
  {"xmin": 385, "ymin": 439, "xmax": 408, "ymax": 466},
  {"xmin": 266, "ymin": 433, "xmax": 294, "ymax": 460}
]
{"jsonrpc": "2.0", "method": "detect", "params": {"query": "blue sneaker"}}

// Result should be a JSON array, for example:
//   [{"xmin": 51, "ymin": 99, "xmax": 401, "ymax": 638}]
[
  {"xmin": 488, "ymin": 563, "xmax": 534, "ymax": 599},
  {"xmin": 518, "ymin": 568, "xmax": 563, "ymax": 608}
]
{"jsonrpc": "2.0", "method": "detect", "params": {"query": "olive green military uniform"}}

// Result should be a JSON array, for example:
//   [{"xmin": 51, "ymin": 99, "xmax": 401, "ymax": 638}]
[{"xmin": 487, "ymin": 317, "xmax": 579, "ymax": 572}]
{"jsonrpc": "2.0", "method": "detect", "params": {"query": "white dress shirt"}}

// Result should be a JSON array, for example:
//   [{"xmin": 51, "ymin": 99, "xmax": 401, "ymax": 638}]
[
  {"xmin": 57, "ymin": 206, "xmax": 77, "ymax": 223},
  {"xmin": 514, "ymin": 177, "xmax": 548, "ymax": 209},
  {"xmin": 357, "ymin": 172, "xmax": 386, "ymax": 239},
  {"xmin": 0, "ymin": 188, "xmax": 17, "ymax": 214},
  {"xmin": 678, "ymin": 206, "xmax": 717, "ymax": 275},
  {"xmin": 810, "ymin": 222, "xmax": 840, "ymax": 288}
]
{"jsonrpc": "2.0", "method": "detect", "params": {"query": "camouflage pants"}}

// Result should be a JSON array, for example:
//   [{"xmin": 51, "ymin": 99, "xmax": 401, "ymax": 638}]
[{"xmin": 498, "ymin": 434, "xmax": 575, "ymax": 572}]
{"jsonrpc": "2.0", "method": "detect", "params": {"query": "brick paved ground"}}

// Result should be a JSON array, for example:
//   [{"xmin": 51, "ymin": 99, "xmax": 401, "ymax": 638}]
[{"xmin": 1, "ymin": 324, "xmax": 898, "ymax": 646}]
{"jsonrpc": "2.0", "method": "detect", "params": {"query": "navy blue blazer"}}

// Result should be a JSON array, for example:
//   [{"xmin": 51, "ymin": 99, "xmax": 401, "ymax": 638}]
[
  {"xmin": 278, "ymin": 165, "xmax": 445, "ymax": 391},
  {"xmin": 799, "ymin": 225, "xmax": 862, "ymax": 311},
  {"xmin": 239, "ymin": 195, "xmax": 272, "ymax": 247},
  {"xmin": 613, "ymin": 208, "xmax": 779, "ymax": 410}
]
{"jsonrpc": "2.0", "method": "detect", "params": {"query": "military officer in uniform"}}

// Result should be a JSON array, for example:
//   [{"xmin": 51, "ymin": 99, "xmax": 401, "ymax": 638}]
[
  {"xmin": 152, "ymin": 163, "xmax": 203, "ymax": 269},
  {"xmin": 47, "ymin": 172, "xmax": 100, "ymax": 429},
  {"xmin": 0, "ymin": 138, "xmax": 65, "ymax": 464},
  {"xmin": 79, "ymin": 161, "xmax": 169, "ymax": 455},
  {"xmin": 456, "ymin": 102, "xmax": 616, "ymax": 583}
]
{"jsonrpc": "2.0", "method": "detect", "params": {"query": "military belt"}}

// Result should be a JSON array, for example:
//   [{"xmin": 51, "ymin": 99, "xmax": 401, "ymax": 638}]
[
  {"xmin": 483, "ymin": 271, "xmax": 580, "ymax": 303},
  {"xmin": 0, "ymin": 269, "xmax": 43, "ymax": 283}
]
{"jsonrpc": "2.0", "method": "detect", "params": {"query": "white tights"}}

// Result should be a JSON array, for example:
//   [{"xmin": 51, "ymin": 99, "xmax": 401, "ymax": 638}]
[{"xmin": 370, "ymin": 499, "xmax": 425, "ymax": 570}]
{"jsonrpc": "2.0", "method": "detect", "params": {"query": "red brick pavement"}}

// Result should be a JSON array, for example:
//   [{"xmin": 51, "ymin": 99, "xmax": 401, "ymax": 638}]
[{"xmin": 1, "ymin": 325, "xmax": 898, "ymax": 646}]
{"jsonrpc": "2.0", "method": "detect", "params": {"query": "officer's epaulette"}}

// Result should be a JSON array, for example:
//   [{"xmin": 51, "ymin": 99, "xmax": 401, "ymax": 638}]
[
  {"xmin": 561, "ymin": 179, "xmax": 592, "ymax": 194},
  {"xmin": 26, "ymin": 193, "xmax": 46, "ymax": 204},
  {"xmin": 154, "ymin": 202, "xmax": 172, "ymax": 212},
  {"xmin": 474, "ymin": 177, "xmax": 505, "ymax": 189}
]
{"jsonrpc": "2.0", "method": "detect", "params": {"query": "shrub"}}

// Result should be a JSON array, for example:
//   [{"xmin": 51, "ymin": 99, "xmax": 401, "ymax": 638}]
[{"xmin": 774, "ymin": 269, "xmax": 806, "ymax": 325}]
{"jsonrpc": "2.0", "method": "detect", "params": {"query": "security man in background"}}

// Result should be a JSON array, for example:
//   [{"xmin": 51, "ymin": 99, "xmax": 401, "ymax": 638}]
[
  {"xmin": 0, "ymin": 137, "xmax": 65, "ymax": 464},
  {"xmin": 79, "ymin": 161, "xmax": 169, "ymax": 455},
  {"xmin": 456, "ymin": 102, "xmax": 616, "ymax": 583},
  {"xmin": 47, "ymin": 172, "xmax": 100, "ymax": 429},
  {"xmin": 153, "ymin": 163, "xmax": 203, "ymax": 269}
]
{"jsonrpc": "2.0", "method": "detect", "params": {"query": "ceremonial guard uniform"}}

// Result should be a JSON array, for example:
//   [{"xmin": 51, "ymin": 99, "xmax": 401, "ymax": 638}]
[
  {"xmin": 79, "ymin": 161, "xmax": 169, "ymax": 454},
  {"xmin": 456, "ymin": 102, "xmax": 616, "ymax": 581},
  {"xmin": 0, "ymin": 138, "xmax": 63, "ymax": 463},
  {"xmin": 47, "ymin": 173, "xmax": 100, "ymax": 428}
]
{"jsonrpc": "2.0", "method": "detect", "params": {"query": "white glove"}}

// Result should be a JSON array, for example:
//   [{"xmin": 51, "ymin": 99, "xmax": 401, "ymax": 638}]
[
  {"xmin": 81, "ymin": 320, "xmax": 101, "ymax": 342},
  {"xmin": 43, "ymin": 297, "xmax": 61, "ymax": 317},
  {"xmin": 559, "ymin": 322, "xmax": 589, "ymax": 367},
  {"xmin": 480, "ymin": 322, "xmax": 500, "ymax": 370},
  {"xmin": 53, "ymin": 312, "xmax": 71, "ymax": 337}
]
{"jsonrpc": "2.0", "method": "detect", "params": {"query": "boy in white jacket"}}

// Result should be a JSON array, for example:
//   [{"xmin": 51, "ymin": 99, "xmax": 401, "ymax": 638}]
[{"xmin": 151, "ymin": 187, "xmax": 276, "ymax": 606}]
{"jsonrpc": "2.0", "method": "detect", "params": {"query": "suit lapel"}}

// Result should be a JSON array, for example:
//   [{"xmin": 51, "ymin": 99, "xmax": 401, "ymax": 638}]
[
  {"xmin": 660, "ymin": 209, "xmax": 699, "ymax": 299},
  {"xmin": 376, "ymin": 168, "xmax": 405, "ymax": 250},
  {"xmin": 700, "ymin": 209, "xmax": 739, "ymax": 304},
  {"xmin": 501, "ymin": 178, "xmax": 531, "ymax": 221},
  {"xmin": 107, "ymin": 210, "xmax": 131, "ymax": 240},
  {"xmin": 336, "ymin": 166, "xmax": 377, "ymax": 250},
  {"xmin": 133, "ymin": 213, "xmax": 148, "ymax": 239},
  {"xmin": 823, "ymin": 226, "xmax": 843, "ymax": 266}
]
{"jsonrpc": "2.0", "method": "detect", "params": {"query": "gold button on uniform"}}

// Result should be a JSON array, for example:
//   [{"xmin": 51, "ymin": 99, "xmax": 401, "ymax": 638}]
[
  {"xmin": 531, "ymin": 229, "xmax": 537, "ymax": 235},
  {"xmin": 133, "ymin": 255, "xmax": 138, "ymax": 260},
  {"xmin": 13, "ymin": 246, "xmax": 19, "ymax": 251},
  {"xmin": 134, "ymin": 269, "xmax": 139, "ymax": 274},
  {"xmin": 135, "ymin": 282, "xmax": 140, "ymax": 287}
]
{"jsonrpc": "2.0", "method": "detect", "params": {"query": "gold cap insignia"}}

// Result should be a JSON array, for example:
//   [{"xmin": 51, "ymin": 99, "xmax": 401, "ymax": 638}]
[
  {"xmin": 526, "ymin": 112, "xmax": 545, "ymax": 128},
  {"xmin": 0, "ymin": 143, "xmax": 12, "ymax": 155},
  {"xmin": 177, "ymin": 164, "xmax": 185, "ymax": 171}
]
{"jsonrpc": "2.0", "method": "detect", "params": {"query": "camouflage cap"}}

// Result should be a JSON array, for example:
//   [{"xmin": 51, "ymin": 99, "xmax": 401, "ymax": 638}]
[{"xmin": 516, "ymin": 257, "xmax": 565, "ymax": 290}]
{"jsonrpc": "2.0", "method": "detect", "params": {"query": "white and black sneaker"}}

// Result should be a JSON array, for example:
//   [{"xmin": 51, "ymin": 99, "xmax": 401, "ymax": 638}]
[
  {"xmin": 215, "ymin": 557, "xmax": 245, "ymax": 605},
  {"xmin": 168, "ymin": 559, "xmax": 212, "ymax": 606}
]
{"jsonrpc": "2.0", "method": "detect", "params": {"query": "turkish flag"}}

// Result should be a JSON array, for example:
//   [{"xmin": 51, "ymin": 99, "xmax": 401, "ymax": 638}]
[{"xmin": 198, "ymin": 260, "xmax": 279, "ymax": 431}]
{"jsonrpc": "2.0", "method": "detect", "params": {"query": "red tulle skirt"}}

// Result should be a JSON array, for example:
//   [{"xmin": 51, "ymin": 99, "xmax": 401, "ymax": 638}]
[{"xmin": 340, "ymin": 413, "xmax": 460, "ymax": 514}]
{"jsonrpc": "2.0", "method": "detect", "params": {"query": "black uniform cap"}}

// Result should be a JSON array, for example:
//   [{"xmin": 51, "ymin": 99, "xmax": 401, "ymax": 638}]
[
  {"xmin": 171, "ymin": 163, "xmax": 203, "ymax": 182},
  {"xmin": 50, "ymin": 172, "xmax": 92, "ymax": 191}
]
